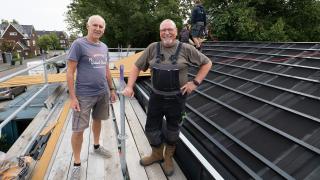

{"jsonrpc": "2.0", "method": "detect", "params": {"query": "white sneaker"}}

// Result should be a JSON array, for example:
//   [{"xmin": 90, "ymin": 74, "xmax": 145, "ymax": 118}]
[
  {"xmin": 70, "ymin": 166, "xmax": 81, "ymax": 180},
  {"xmin": 93, "ymin": 146, "xmax": 112, "ymax": 158}
]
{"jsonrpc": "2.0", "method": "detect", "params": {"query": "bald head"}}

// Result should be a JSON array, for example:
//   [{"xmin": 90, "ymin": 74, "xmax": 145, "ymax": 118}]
[
  {"xmin": 159, "ymin": 19, "xmax": 177, "ymax": 47},
  {"xmin": 159, "ymin": 19, "xmax": 177, "ymax": 30}
]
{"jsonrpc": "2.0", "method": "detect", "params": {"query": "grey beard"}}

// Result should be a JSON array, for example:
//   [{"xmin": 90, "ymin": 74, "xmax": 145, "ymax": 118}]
[{"xmin": 162, "ymin": 39, "xmax": 176, "ymax": 47}]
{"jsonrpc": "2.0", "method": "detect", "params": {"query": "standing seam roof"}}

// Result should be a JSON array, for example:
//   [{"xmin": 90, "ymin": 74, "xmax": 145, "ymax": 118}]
[{"xmin": 137, "ymin": 41, "xmax": 320, "ymax": 180}]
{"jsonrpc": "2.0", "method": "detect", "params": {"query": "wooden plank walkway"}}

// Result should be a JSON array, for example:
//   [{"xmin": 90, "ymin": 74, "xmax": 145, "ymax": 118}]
[
  {"xmin": 35, "ymin": 78, "xmax": 186, "ymax": 180},
  {"xmin": 43, "ymin": 111, "xmax": 123, "ymax": 180}
]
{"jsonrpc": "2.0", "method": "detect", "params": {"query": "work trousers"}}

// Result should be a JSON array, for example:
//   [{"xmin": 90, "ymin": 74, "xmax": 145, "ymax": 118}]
[{"xmin": 145, "ymin": 92, "xmax": 186, "ymax": 146}]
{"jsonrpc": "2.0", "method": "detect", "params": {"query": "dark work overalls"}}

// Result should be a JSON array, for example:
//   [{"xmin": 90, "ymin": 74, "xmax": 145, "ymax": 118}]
[{"xmin": 145, "ymin": 42, "xmax": 186, "ymax": 146}]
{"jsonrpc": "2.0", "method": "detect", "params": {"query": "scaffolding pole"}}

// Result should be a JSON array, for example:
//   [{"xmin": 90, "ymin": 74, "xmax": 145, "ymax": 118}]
[{"xmin": 118, "ymin": 64, "xmax": 127, "ymax": 176}]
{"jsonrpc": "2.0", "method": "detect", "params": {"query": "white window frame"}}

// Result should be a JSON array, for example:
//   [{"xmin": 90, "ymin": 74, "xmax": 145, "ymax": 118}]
[{"xmin": 9, "ymin": 32, "xmax": 17, "ymax": 36}]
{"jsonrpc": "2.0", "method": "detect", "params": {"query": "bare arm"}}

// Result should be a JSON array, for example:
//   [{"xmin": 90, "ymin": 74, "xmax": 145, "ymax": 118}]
[
  {"xmin": 106, "ymin": 65, "xmax": 113, "ymax": 89},
  {"xmin": 194, "ymin": 60, "xmax": 212, "ymax": 84},
  {"xmin": 122, "ymin": 65, "xmax": 141, "ymax": 97},
  {"xmin": 67, "ymin": 60, "xmax": 80, "ymax": 111},
  {"xmin": 181, "ymin": 61, "xmax": 212, "ymax": 95},
  {"xmin": 106, "ymin": 65, "xmax": 116, "ymax": 102}
]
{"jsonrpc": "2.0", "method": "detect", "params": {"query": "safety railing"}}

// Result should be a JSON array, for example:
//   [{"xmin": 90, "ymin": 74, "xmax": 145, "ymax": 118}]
[
  {"xmin": 0, "ymin": 54, "xmax": 67, "ymax": 137},
  {"xmin": 109, "ymin": 47, "xmax": 145, "ymax": 61}
]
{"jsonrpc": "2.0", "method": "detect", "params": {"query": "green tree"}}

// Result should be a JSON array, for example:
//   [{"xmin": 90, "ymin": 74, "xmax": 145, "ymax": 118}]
[
  {"xmin": 37, "ymin": 35, "xmax": 51, "ymax": 51},
  {"xmin": 11, "ymin": 19, "xmax": 19, "ymax": 24},
  {"xmin": 285, "ymin": 0, "xmax": 320, "ymax": 41},
  {"xmin": 48, "ymin": 33, "xmax": 60, "ymax": 50},
  {"xmin": 36, "ymin": 33, "xmax": 60, "ymax": 51},
  {"xmin": 66, "ymin": 0, "xmax": 192, "ymax": 47},
  {"xmin": 204, "ymin": 0, "xmax": 320, "ymax": 41},
  {"xmin": 0, "ymin": 40, "xmax": 15, "ymax": 52},
  {"xmin": 1, "ymin": 19, "xmax": 9, "ymax": 25},
  {"xmin": 69, "ymin": 33, "xmax": 80, "ymax": 44},
  {"xmin": 1, "ymin": 19, "xmax": 19, "ymax": 25}
]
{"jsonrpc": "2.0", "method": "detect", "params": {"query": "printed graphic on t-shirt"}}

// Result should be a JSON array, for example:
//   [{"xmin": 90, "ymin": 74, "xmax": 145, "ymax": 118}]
[{"xmin": 89, "ymin": 53, "xmax": 108, "ymax": 68}]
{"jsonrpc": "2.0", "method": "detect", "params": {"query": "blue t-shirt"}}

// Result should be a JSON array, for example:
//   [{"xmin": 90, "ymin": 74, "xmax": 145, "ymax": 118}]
[{"xmin": 67, "ymin": 37, "xmax": 110, "ymax": 96}]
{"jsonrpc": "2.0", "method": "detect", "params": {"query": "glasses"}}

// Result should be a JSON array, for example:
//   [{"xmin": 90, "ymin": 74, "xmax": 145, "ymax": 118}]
[{"xmin": 160, "ymin": 28, "xmax": 175, "ymax": 33}]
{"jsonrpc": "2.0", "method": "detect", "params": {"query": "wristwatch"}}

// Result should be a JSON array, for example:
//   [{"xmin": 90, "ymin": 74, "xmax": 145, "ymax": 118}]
[
  {"xmin": 110, "ymin": 87, "xmax": 115, "ymax": 90},
  {"xmin": 192, "ymin": 79, "xmax": 200, "ymax": 86}
]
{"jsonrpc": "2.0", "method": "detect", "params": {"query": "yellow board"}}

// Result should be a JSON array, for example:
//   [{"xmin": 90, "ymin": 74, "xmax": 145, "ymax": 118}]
[
  {"xmin": 0, "ymin": 52, "xmax": 149, "ymax": 88},
  {"xmin": 110, "ymin": 51, "xmax": 150, "ymax": 78},
  {"xmin": 0, "ymin": 74, "xmax": 67, "ymax": 88}
]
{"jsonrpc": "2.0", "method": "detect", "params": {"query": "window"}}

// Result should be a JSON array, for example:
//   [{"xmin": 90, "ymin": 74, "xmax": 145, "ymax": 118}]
[
  {"xmin": 9, "ymin": 32, "xmax": 17, "ymax": 36},
  {"xmin": 33, "ymin": 40, "xmax": 36, "ymax": 45},
  {"xmin": 27, "ymin": 40, "xmax": 30, "ymax": 46},
  {"xmin": 60, "ymin": 40, "xmax": 65, "ymax": 43}
]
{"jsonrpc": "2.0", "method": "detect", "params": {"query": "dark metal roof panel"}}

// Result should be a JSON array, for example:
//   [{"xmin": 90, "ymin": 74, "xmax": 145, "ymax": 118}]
[{"xmin": 136, "ymin": 41, "xmax": 320, "ymax": 179}]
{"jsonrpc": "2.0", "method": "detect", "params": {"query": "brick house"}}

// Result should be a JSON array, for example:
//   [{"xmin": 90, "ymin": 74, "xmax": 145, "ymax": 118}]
[
  {"xmin": 0, "ymin": 23, "xmax": 40, "ymax": 58},
  {"xmin": 36, "ymin": 30, "xmax": 69, "ymax": 49}
]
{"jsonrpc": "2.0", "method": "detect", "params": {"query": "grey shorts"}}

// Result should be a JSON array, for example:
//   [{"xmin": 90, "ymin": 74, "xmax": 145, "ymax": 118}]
[
  {"xmin": 191, "ymin": 22, "xmax": 205, "ymax": 38},
  {"xmin": 72, "ymin": 92, "xmax": 110, "ymax": 132}
]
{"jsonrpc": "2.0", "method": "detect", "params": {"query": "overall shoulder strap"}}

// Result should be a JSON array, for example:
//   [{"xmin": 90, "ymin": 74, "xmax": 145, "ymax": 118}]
[
  {"xmin": 170, "ymin": 42, "xmax": 183, "ymax": 64},
  {"xmin": 156, "ymin": 42, "xmax": 162, "ymax": 63}
]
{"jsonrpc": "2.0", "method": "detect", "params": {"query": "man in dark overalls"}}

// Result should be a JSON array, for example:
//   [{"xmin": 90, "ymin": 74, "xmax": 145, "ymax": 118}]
[{"xmin": 123, "ymin": 19, "xmax": 212, "ymax": 176}]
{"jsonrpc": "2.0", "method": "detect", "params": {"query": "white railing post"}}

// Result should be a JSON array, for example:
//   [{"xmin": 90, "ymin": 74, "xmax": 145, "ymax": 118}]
[{"xmin": 42, "ymin": 54, "xmax": 48, "ymax": 84}]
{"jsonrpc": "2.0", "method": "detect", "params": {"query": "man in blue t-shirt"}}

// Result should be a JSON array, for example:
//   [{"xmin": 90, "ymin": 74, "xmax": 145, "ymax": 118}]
[{"xmin": 66, "ymin": 15, "xmax": 116, "ymax": 180}]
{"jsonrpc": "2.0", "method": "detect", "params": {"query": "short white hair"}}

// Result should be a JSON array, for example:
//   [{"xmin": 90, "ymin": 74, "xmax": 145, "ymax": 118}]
[
  {"xmin": 87, "ymin": 15, "xmax": 105, "ymax": 27},
  {"xmin": 159, "ymin": 19, "xmax": 177, "ymax": 30}
]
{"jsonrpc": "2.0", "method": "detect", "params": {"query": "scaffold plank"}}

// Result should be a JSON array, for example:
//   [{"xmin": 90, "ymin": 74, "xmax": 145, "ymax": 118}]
[
  {"xmin": 87, "ymin": 118, "xmax": 105, "ymax": 179},
  {"xmin": 103, "ymin": 113, "xmax": 123, "ymax": 180},
  {"xmin": 124, "ymin": 99, "xmax": 167, "ymax": 180},
  {"xmin": 67, "ymin": 117, "xmax": 92, "ymax": 180},
  {"xmin": 112, "ymin": 96, "xmax": 149, "ymax": 180},
  {"xmin": 128, "ymin": 99, "xmax": 187, "ymax": 180},
  {"xmin": 46, "ymin": 112, "xmax": 73, "ymax": 180}
]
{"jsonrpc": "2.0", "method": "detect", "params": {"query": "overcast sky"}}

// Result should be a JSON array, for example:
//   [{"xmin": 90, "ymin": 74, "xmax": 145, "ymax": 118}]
[{"xmin": 0, "ymin": 0, "xmax": 71, "ymax": 32}]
